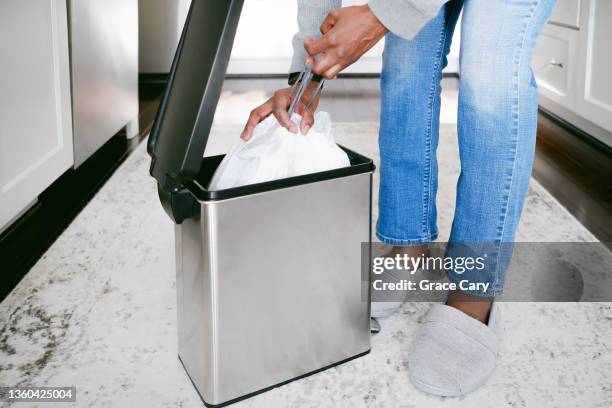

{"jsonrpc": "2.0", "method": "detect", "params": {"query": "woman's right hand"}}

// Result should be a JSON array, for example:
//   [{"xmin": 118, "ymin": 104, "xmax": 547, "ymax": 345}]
[{"xmin": 240, "ymin": 81, "xmax": 321, "ymax": 140}]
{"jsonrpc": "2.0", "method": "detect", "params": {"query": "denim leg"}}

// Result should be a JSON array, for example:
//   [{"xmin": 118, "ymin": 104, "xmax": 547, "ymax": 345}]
[
  {"xmin": 376, "ymin": 0, "xmax": 463, "ymax": 245},
  {"xmin": 447, "ymin": 0, "xmax": 557, "ymax": 296}
]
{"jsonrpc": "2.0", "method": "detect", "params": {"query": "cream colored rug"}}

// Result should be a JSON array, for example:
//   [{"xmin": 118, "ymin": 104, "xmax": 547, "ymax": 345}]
[{"xmin": 0, "ymin": 123, "xmax": 610, "ymax": 408}]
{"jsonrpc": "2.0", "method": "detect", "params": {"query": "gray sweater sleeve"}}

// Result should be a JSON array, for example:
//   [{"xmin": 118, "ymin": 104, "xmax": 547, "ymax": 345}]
[
  {"xmin": 290, "ymin": 0, "xmax": 341, "ymax": 73},
  {"xmin": 290, "ymin": 0, "xmax": 449, "ymax": 73},
  {"xmin": 368, "ymin": 0, "xmax": 449, "ymax": 40}
]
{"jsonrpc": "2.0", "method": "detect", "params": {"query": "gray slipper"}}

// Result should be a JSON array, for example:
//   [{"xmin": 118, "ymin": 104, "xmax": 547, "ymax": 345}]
[{"xmin": 408, "ymin": 302, "xmax": 503, "ymax": 396}]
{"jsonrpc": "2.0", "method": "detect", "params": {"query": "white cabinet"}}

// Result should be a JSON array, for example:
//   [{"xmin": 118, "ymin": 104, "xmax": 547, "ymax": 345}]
[
  {"xmin": 549, "ymin": 0, "xmax": 581, "ymax": 29},
  {"xmin": 574, "ymin": 0, "xmax": 612, "ymax": 133},
  {"xmin": 533, "ymin": 24, "xmax": 579, "ymax": 101},
  {"xmin": 0, "ymin": 0, "xmax": 74, "ymax": 231},
  {"xmin": 534, "ymin": 0, "xmax": 612, "ymax": 146}
]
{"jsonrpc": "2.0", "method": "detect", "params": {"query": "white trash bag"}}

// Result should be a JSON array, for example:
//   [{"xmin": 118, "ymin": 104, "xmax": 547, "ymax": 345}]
[{"xmin": 208, "ymin": 111, "xmax": 350, "ymax": 190}]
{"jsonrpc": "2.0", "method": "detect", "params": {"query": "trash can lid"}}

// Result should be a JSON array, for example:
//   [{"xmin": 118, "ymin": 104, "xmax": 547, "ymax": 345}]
[{"xmin": 148, "ymin": 0, "xmax": 244, "ymax": 191}]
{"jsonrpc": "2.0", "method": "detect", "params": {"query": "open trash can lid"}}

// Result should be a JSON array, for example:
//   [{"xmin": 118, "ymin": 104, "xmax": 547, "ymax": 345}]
[{"xmin": 148, "ymin": 0, "xmax": 244, "ymax": 191}]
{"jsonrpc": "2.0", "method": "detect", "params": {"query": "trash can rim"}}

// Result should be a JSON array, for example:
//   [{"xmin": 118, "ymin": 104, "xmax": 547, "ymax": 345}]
[{"xmin": 187, "ymin": 146, "xmax": 375, "ymax": 202}]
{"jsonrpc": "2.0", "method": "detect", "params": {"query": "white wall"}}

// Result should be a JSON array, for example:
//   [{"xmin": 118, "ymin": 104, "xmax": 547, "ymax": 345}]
[
  {"xmin": 138, "ymin": 0, "xmax": 460, "ymax": 74},
  {"xmin": 228, "ymin": 0, "xmax": 461, "ymax": 74}
]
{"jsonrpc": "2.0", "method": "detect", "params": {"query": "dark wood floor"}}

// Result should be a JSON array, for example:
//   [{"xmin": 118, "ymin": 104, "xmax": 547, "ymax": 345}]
[{"xmin": 533, "ymin": 110, "xmax": 612, "ymax": 241}]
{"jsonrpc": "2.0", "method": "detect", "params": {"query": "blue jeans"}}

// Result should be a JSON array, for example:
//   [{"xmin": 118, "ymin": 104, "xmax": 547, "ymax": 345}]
[{"xmin": 376, "ymin": 0, "xmax": 557, "ymax": 296}]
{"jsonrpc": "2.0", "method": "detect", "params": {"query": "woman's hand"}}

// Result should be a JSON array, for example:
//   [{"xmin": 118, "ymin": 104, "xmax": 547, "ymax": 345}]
[
  {"xmin": 241, "ymin": 81, "xmax": 321, "ymax": 140},
  {"xmin": 305, "ymin": 5, "xmax": 388, "ymax": 79}
]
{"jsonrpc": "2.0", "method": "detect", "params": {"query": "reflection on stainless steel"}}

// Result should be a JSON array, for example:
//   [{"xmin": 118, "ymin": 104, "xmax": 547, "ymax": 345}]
[
  {"xmin": 68, "ymin": 0, "xmax": 138, "ymax": 167},
  {"xmin": 176, "ymin": 174, "xmax": 372, "ymax": 405}
]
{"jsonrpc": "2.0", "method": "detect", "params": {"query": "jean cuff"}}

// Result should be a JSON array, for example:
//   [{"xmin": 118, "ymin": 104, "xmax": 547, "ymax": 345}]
[{"xmin": 375, "ymin": 230, "xmax": 438, "ymax": 246}]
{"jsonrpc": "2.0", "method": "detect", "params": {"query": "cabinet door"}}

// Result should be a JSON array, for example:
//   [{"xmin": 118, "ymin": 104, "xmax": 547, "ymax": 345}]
[
  {"xmin": 575, "ymin": 0, "xmax": 612, "ymax": 132},
  {"xmin": 0, "ymin": 0, "xmax": 74, "ymax": 231},
  {"xmin": 533, "ymin": 24, "xmax": 579, "ymax": 109},
  {"xmin": 549, "ymin": 0, "xmax": 581, "ymax": 29}
]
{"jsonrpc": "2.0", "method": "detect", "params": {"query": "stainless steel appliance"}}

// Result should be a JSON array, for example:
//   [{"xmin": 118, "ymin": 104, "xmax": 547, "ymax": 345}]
[
  {"xmin": 147, "ymin": 1, "xmax": 373, "ymax": 406},
  {"xmin": 68, "ymin": 0, "xmax": 139, "ymax": 167}
]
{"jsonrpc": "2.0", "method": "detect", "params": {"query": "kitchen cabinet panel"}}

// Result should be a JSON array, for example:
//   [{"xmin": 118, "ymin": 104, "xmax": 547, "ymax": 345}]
[
  {"xmin": 549, "ymin": 0, "xmax": 581, "ymax": 29},
  {"xmin": 575, "ymin": 0, "xmax": 612, "ymax": 132},
  {"xmin": 0, "ymin": 0, "xmax": 74, "ymax": 231},
  {"xmin": 534, "ymin": 24, "xmax": 579, "ymax": 106},
  {"xmin": 536, "ymin": 0, "xmax": 612, "ymax": 147}
]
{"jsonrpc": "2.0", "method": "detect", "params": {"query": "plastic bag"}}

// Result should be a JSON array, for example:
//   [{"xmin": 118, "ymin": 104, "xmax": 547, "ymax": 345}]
[{"xmin": 208, "ymin": 111, "xmax": 350, "ymax": 190}]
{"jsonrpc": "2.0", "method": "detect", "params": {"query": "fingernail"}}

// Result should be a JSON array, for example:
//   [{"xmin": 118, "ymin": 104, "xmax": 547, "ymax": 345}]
[{"xmin": 303, "ymin": 125, "xmax": 310, "ymax": 134}]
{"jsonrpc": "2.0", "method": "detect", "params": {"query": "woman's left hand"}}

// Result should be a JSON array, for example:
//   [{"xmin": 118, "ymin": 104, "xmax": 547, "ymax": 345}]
[{"xmin": 304, "ymin": 5, "xmax": 388, "ymax": 79}]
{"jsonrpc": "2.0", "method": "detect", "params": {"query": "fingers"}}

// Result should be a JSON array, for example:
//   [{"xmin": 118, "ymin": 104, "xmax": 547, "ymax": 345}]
[
  {"xmin": 323, "ymin": 63, "xmax": 343, "ymax": 79},
  {"xmin": 296, "ymin": 82, "xmax": 320, "ymax": 135},
  {"xmin": 300, "ymin": 106, "xmax": 315, "ymax": 135},
  {"xmin": 241, "ymin": 104, "xmax": 270, "ymax": 140},
  {"xmin": 304, "ymin": 33, "xmax": 336, "ymax": 58},
  {"xmin": 273, "ymin": 107, "xmax": 297, "ymax": 134},
  {"xmin": 312, "ymin": 51, "xmax": 341, "ymax": 78},
  {"xmin": 319, "ymin": 10, "xmax": 338, "ymax": 34},
  {"xmin": 242, "ymin": 87, "xmax": 303, "ymax": 140},
  {"xmin": 273, "ymin": 89, "xmax": 298, "ymax": 133}
]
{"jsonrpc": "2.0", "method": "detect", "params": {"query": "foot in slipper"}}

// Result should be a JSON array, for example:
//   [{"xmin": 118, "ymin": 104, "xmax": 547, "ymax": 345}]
[{"xmin": 408, "ymin": 301, "xmax": 503, "ymax": 396}]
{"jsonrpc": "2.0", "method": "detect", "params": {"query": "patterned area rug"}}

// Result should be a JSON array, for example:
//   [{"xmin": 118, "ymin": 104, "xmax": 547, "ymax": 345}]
[{"xmin": 0, "ymin": 123, "xmax": 610, "ymax": 407}]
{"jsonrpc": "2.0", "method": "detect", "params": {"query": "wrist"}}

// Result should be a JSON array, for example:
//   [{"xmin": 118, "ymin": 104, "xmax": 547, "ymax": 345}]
[{"xmin": 365, "ymin": 3, "xmax": 390, "ymax": 34}]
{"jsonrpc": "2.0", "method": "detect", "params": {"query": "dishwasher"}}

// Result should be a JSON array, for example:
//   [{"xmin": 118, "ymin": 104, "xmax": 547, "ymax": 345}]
[
  {"xmin": 147, "ymin": 1, "xmax": 374, "ymax": 406},
  {"xmin": 68, "ymin": 0, "xmax": 139, "ymax": 167}
]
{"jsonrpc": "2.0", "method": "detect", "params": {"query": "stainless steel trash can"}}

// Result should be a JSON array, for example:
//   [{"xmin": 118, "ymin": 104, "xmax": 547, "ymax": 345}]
[{"xmin": 147, "ymin": 1, "xmax": 374, "ymax": 406}]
